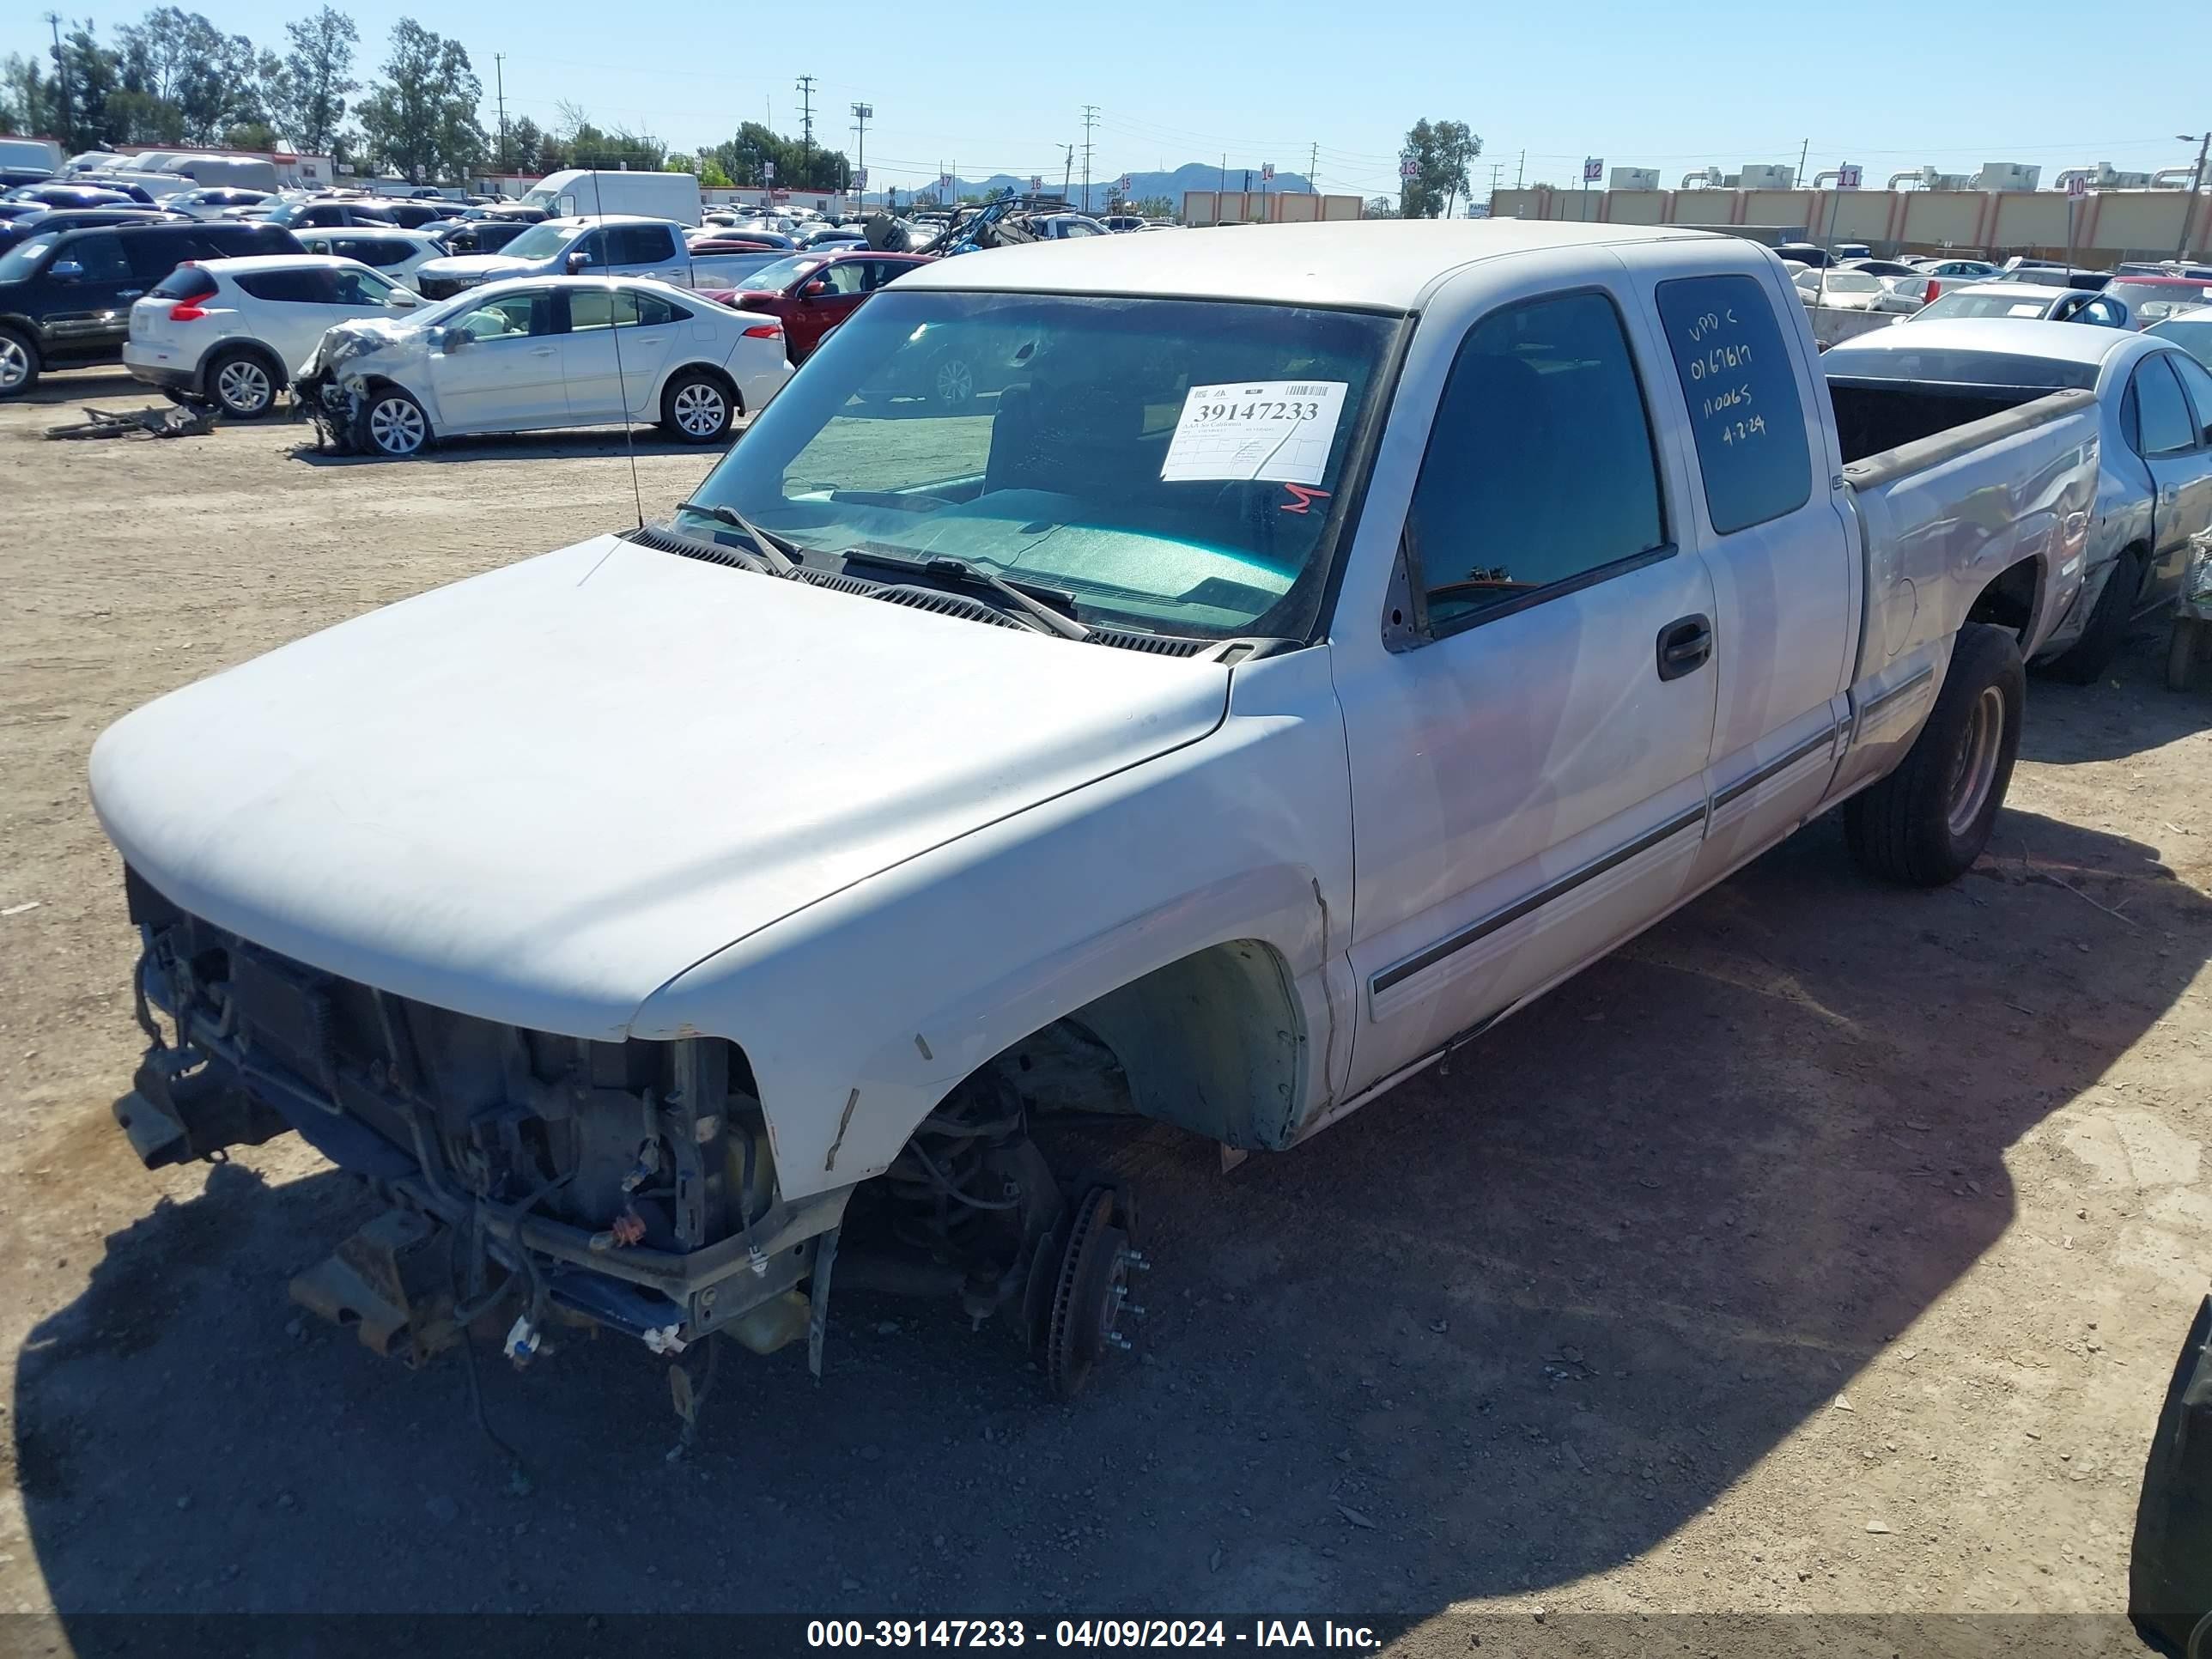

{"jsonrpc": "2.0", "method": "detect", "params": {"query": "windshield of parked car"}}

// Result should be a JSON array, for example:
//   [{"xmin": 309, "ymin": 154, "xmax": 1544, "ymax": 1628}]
[
  {"xmin": 675, "ymin": 290, "xmax": 1401, "ymax": 642},
  {"xmin": 0, "ymin": 237, "xmax": 55, "ymax": 281},
  {"xmin": 738, "ymin": 253, "xmax": 825, "ymax": 292},
  {"xmin": 1814, "ymin": 271, "xmax": 1882, "ymax": 295},
  {"xmin": 2105, "ymin": 280, "xmax": 2212, "ymax": 325},
  {"xmin": 492, "ymin": 221, "xmax": 579, "ymax": 261},
  {"xmin": 2146, "ymin": 317, "xmax": 2212, "ymax": 372},
  {"xmin": 1824, "ymin": 348, "xmax": 2100, "ymax": 392},
  {"xmin": 1916, "ymin": 289, "xmax": 2060, "ymax": 321}
]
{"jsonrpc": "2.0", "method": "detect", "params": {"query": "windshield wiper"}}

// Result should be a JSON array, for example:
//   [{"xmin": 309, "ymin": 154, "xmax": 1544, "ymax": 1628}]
[
  {"xmin": 672, "ymin": 501, "xmax": 800, "ymax": 578},
  {"xmin": 836, "ymin": 548, "xmax": 1090, "ymax": 641}
]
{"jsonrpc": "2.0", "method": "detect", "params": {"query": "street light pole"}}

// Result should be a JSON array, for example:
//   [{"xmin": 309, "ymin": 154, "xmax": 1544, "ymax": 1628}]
[{"xmin": 2179, "ymin": 131, "xmax": 2210, "ymax": 261}]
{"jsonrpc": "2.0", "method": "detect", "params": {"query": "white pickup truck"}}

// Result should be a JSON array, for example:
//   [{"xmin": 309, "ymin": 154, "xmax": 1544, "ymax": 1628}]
[
  {"xmin": 92, "ymin": 222, "xmax": 2098, "ymax": 1395},
  {"xmin": 410, "ymin": 214, "xmax": 758, "ymax": 301}
]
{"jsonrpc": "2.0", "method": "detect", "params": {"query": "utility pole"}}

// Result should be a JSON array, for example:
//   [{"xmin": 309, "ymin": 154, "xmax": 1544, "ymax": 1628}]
[
  {"xmin": 1081, "ymin": 103, "xmax": 1097, "ymax": 213},
  {"xmin": 795, "ymin": 75, "xmax": 817, "ymax": 176},
  {"xmin": 850, "ymin": 102, "xmax": 870, "ymax": 206},
  {"xmin": 494, "ymin": 53, "xmax": 508, "ymax": 176},
  {"xmin": 1796, "ymin": 137, "xmax": 1809, "ymax": 187},
  {"xmin": 1515, "ymin": 149, "xmax": 1525, "ymax": 189},
  {"xmin": 1309, "ymin": 141, "xmax": 1318, "ymax": 193},
  {"xmin": 2179, "ymin": 130, "xmax": 2211, "ymax": 259},
  {"xmin": 1062, "ymin": 143, "xmax": 1075, "ymax": 201},
  {"xmin": 45, "ymin": 13, "xmax": 70, "ymax": 147}
]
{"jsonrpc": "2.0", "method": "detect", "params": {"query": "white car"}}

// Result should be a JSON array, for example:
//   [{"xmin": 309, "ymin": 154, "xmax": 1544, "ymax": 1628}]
[
  {"xmin": 123, "ymin": 253, "xmax": 426, "ymax": 418},
  {"xmin": 289, "ymin": 226, "xmax": 447, "ymax": 291},
  {"xmin": 158, "ymin": 186, "xmax": 274, "ymax": 221},
  {"xmin": 1911, "ymin": 282, "xmax": 2130, "ymax": 327},
  {"xmin": 292, "ymin": 274, "xmax": 793, "ymax": 456}
]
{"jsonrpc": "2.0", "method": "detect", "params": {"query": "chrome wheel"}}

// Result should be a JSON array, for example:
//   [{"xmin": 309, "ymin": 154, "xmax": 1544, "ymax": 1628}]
[
  {"xmin": 215, "ymin": 357, "xmax": 272, "ymax": 415},
  {"xmin": 672, "ymin": 381, "xmax": 727, "ymax": 437},
  {"xmin": 933, "ymin": 356, "xmax": 975, "ymax": 406},
  {"xmin": 0, "ymin": 335, "xmax": 28, "ymax": 392},
  {"xmin": 1946, "ymin": 684, "xmax": 2004, "ymax": 837},
  {"xmin": 367, "ymin": 395, "xmax": 427, "ymax": 456}
]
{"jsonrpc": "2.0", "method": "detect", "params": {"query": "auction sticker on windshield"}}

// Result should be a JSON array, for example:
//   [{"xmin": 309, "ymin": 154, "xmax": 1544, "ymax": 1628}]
[{"xmin": 1161, "ymin": 380, "xmax": 1346, "ymax": 485}]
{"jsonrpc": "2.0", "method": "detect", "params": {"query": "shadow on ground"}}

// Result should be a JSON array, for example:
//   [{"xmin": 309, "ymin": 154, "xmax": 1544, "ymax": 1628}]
[
  {"xmin": 15, "ymin": 801, "xmax": 2209, "ymax": 1622},
  {"xmin": 289, "ymin": 426, "xmax": 727, "ymax": 467},
  {"xmin": 2025, "ymin": 621, "xmax": 2212, "ymax": 763}
]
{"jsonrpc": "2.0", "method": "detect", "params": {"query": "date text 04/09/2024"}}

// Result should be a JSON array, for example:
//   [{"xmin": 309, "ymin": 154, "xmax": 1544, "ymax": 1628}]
[{"xmin": 804, "ymin": 1620, "xmax": 1382, "ymax": 1650}]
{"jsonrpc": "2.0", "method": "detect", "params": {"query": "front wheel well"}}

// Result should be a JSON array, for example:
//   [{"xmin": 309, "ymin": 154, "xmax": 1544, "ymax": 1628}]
[{"xmin": 959, "ymin": 939, "xmax": 1309, "ymax": 1152}]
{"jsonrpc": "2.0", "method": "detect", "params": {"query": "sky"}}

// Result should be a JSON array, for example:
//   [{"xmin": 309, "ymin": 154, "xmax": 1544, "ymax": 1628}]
[{"xmin": 9, "ymin": 0, "xmax": 2209, "ymax": 199}]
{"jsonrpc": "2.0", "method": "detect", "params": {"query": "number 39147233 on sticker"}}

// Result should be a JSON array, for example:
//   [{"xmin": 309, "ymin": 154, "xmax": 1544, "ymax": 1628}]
[{"xmin": 1159, "ymin": 380, "xmax": 1348, "ymax": 485}]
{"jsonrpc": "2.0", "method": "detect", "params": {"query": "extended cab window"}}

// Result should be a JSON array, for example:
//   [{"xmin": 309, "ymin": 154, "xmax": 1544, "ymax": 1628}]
[
  {"xmin": 609, "ymin": 225, "xmax": 676, "ymax": 264},
  {"xmin": 1408, "ymin": 289, "xmax": 1667, "ymax": 627},
  {"xmin": 1655, "ymin": 274, "xmax": 1813, "ymax": 534}
]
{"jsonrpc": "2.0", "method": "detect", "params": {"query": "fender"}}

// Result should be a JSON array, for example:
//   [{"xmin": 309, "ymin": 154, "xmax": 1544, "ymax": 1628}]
[{"xmin": 630, "ymin": 647, "xmax": 1358, "ymax": 1200}]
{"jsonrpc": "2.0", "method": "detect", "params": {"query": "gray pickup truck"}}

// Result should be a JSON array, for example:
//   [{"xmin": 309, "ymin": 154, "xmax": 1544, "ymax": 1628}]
[{"xmin": 94, "ymin": 222, "xmax": 2102, "ymax": 1396}]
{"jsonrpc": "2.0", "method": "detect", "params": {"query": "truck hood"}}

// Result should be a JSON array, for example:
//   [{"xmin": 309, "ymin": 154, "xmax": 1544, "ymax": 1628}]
[
  {"xmin": 91, "ymin": 535, "xmax": 1229, "ymax": 1040},
  {"xmin": 415, "ymin": 252, "xmax": 532, "ymax": 283}
]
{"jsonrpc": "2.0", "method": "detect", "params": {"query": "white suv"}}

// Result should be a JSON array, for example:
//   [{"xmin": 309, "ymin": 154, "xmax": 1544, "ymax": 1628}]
[
  {"xmin": 123, "ymin": 254, "xmax": 425, "ymax": 418},
  {"xmin": 289, "ymin": 226, "xmax": 447, "ymax": 291}
]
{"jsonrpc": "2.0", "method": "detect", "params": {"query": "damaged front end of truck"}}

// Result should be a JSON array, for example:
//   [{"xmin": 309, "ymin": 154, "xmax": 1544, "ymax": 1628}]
[{"xmin": 116, "ymin": 870, "xmax": 1145, "ymax": 1395}]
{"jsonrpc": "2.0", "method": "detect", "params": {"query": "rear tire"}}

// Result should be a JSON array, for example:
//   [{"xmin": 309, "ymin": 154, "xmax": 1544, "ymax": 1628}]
[
  {"xmin": 0, "ymin": 325, "xmax": 40, "ymax": 398},
  {"xmin": 356, "ymin": 386, "xmax": 430, "ymax": 457},
  {"xmin": 659, "ymin": 369, "xmax": 733, "ymax": 444},
  {"xmin": 2169, "ymin": 618, "xmax": 2204, "ymax": 693},
  {"xmin": 204, "ymin": 344, "xmax": 280, "ymax": 420},
  {"xmin": 2041, "ymin": 548, "xmax": 2143, "ymax": 684},
  {"xmin": 1844, "ymin": 623, "xmax": 2023, "ymax": 887}
]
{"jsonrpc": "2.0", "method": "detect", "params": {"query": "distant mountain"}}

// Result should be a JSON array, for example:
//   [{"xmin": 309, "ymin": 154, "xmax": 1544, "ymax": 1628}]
[{"xmin": 861, "ymin": 161, "xmax": 1316, "ymax": 213}]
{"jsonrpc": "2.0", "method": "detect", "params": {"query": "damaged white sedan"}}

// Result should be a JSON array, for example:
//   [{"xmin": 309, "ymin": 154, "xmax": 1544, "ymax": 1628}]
[{"xmin": 96, "ymin": 221, "xmax": 2094, "ymax": 1395}]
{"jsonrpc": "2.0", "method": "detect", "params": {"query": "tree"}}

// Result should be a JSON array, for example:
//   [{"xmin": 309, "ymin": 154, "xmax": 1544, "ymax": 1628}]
[
  {"xmin": 1363, "ymin": 196, "xmax": 1400, "ymax": 219},
  {"xmin": 0, "ymin": 54, "xmax": 55, "ymax": 139},
  {"xmin": 353, "ymin": 18, "xmax": 484, "ymax": 184},
  {"xmin": 273, "ymin": 6, "xmax": 357, "ymax": 155},
  {"xmin": 46, "ymin": 21, "xmax": 127, "ymax": 152},
  {"xmin": 116, "ymin": 8, "xmax": 261, "ymax": 146},
  {"xmin": 1399, "ymin": 118, "xmax": 1481, "ymax": 219},
  {"xmin": 706, "ymin": 120, "xmax": 849, "ymax": 192},
  {"xmin": 1132, "ymin": 195, "xmax": 1174, "ymax": 219},
  {"xmin": 698, "ymin": 157, "xmax": 732, "ymax": 188}
]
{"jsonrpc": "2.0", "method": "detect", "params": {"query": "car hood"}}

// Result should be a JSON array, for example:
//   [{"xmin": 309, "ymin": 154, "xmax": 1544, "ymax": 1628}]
[
  {"xmin": 415, "ymin": 252, "xmax": 530, "ymax": 282},
  {"xmin": 90, "ymin": 535, "xmax": 1229, "ymax": 1040}
]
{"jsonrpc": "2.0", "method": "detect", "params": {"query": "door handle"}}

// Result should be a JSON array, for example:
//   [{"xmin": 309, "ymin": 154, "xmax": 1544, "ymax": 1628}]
[
  {"xmin": 528, "ymin": 345, "xmax": 556, "ymax": 356},
  {"xmin": 1656, "ymin": 614, "xmax": 1713, "ymax": 681},
  {"xmin": 118, "ymin": 289, "xmax": 143, "ymax": 299}
]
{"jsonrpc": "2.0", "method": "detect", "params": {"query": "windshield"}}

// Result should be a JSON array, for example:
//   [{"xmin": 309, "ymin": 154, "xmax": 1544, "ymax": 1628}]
[
  {"xmin": 2105, "ymin": 280, "xmax": 2212, "ymax": 325},
  {"xmin": 1826, "ymin": 348, "xmax": 2098, "ymax": 392},
  {"xmin": 491, "ymin": 221, "xmax": 575, "ymax": 261},
  {"xmin": 738, "ymin": 253, "xmax": 824, "ymax": 292},
  {"xmin": 1916, "ymin": 289, "xmax": 2059, "ymax": 321},
  {"xmin": 0, "ymin": 237, "xmax": 54, "ymax": 282},
  {"xmin": 677, "ymin": 289, "xmax": 1401, "ymax": 641},
  {"xmin": 1815, "ymin": 272, "xmax": 1883, "ymax": 295},
  {"xmin": 2148, "ymin": 318, "xmax": 2212, "ymax": 371}
]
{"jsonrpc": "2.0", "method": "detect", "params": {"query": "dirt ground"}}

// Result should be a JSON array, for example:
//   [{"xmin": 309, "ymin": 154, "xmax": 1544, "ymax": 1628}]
[{"xmin": 2, "ymin": 367, "xmax": 2209, "ymax": 1651}]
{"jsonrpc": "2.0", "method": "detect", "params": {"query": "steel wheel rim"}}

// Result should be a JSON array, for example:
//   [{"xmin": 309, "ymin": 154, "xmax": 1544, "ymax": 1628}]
[
  {"xmin": 935, "ymin": 358, "xmax": 973, "ymax": 403},
  {"xmin": 1946, "ymin": 684, "xmax": 2004, "ymax": 836},
  {"xmin": 673, "ymin": 383, "xmax": 725, "ymax": 436},
  {"xmin": 0, "ymin": 337, "xmax": 27, "ymax": 391},
  {"xmin": 217, "ymin": 359, "xmax": 271, "ymax": 413},
  {"xmin": 368, "ymin": 397, "xmax": 425, "ymax": 454}
]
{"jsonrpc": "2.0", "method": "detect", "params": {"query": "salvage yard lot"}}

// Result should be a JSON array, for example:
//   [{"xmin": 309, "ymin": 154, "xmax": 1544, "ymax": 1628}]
[{"xmin": 2, "ymin": 368, "xmax": 2209, "ymax": 1641}]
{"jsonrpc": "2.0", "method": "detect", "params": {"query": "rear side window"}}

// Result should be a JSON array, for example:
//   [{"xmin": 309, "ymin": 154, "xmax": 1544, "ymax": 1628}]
[
  {"xmin": 1655, "ymin": 274, "xmax": 1814, "ymax": 535},
  {"xmin": 149, "ymin": 264, "xmax": 215, "ymax": 301},
  {"xmin": 1408, "ymin": 289, "xmax": 1668, "ymax": 629},
  {"xmin": 2132, "ymin": 356, "xmax": 2201, "ymax": 456},
  {"xmin": 2170, "ymin": 352, "xmax": 2212, "ymax": 446},
  {"xmin": 609, "ymin": 224, "xmax": 676, "ymax": 264},
  {"xmin": 236, "ymin": 267, "xmax": 343, "ymax": 304}
]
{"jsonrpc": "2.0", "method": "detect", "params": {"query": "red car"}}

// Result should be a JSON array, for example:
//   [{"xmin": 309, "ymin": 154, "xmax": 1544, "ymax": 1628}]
[{"xmin": 714, "ymin": 249, "xmax": 934, "ymax": 362}]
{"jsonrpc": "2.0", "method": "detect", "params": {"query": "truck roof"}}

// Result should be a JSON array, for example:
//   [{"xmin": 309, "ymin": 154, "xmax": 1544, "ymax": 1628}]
[
  {"xmin": 1827, "ymin": 317, "xmax": 2148, "ymax": 368},
  {"xmin": 893, "ymin": 218, "xmax": 1723, "ymax": 310}
]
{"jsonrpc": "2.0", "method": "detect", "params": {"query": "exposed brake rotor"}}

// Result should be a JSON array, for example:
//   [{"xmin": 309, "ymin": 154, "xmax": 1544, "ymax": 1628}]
[{"xmin": 1042, "ymin": 1184, "xmax": 1138, "ymax": 1399}]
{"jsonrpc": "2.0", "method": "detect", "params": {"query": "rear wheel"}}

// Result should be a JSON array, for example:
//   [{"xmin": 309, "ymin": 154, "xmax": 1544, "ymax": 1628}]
[
  {"xmin": 1844, "ymin": 623, "xmax": 2023, "ymax": 886},
  {"xmin": 205, "ymin": 345, "xmax": 279, "ymax": 419},
  {"xmin": 2169, "ymin": 617, "xmax": 2206, "ymax": 693},
  {"xmin": 0, "ymin": 326, "xmax": 39, "ymax": 398},
  {"xmin": 659, "ymin": 369, "xmax": 733, "ymax": 444},
  {"xmin": 2041, "ymin": 547, "xmax": 2144, "ymax": 684},
  {"xmin": 928, "ymin": 349, "xmax": 976, "ymax": 409},
  {"xmin": 357, "ymin": 386, "xmax": 430, "ymax": 457}
]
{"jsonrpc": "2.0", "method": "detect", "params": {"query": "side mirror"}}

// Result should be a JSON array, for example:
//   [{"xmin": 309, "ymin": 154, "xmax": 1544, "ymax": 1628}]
[
  {"xmin": 49, "ymin": 259, "xmax": 85, "ymax": 282},
  {"xmin": 565, "ymin": 250, "xmax": 590, "ymax": 274},
  {"xmin": 388, "ymin": 289, "xmax": 420, "ymax": 308},
  {"xmin": 798, "ymin": 277, "xmax": 828, "ymax": 299},
  {"xmin": 435, "ymin": 325, "xmax": 467, "ymax": 352}
]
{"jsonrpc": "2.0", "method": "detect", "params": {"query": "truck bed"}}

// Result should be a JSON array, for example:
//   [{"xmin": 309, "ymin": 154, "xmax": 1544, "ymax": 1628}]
[{"xmin": 1827, "ymin": 379, "xmax": 2090, "ymax": 468}]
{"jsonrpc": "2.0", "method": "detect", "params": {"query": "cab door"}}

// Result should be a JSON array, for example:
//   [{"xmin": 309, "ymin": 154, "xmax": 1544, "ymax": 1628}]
[
  {"xmin": 36, "ymin": 231, "xmax": 141, "ymax": 363},
  {"xmin": 1334, "ymin": 264, "xmax": 1718, "ymax": 1092}
]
